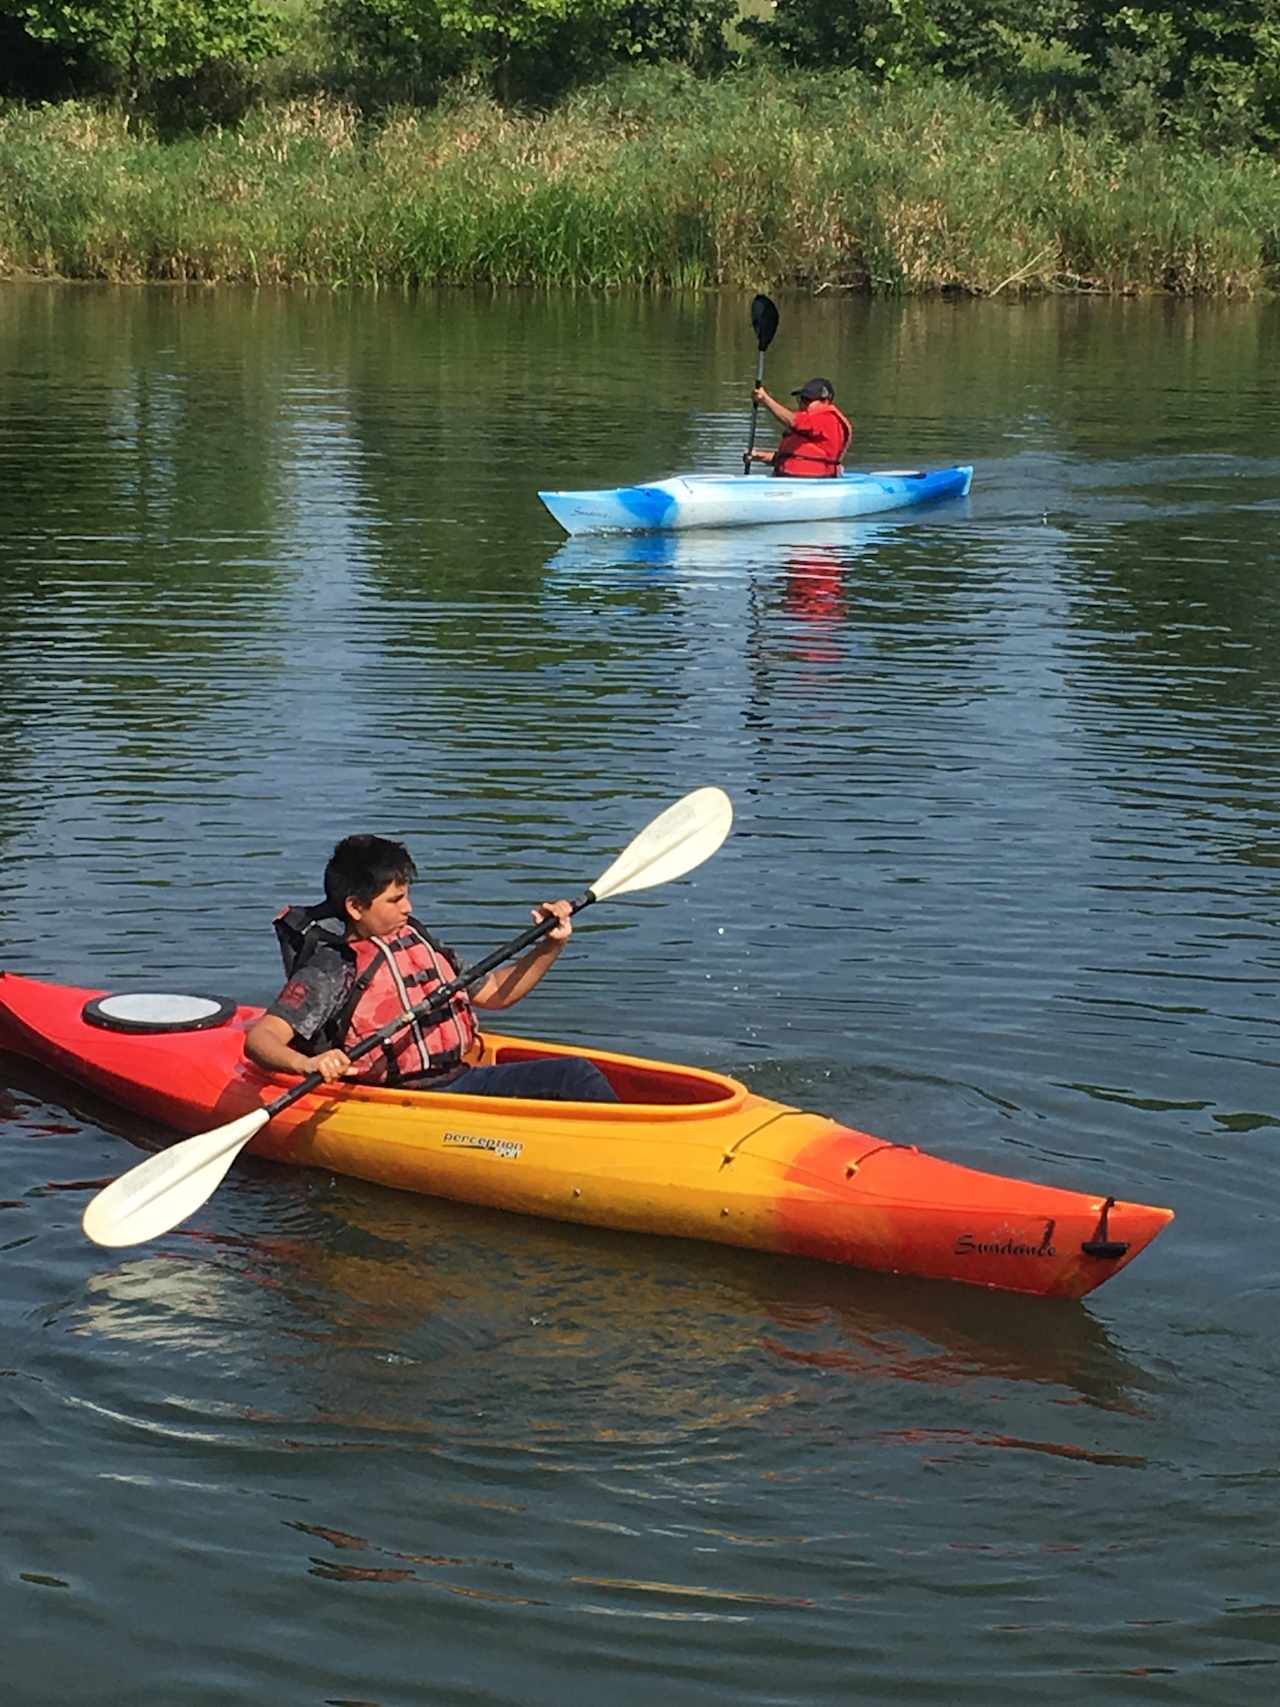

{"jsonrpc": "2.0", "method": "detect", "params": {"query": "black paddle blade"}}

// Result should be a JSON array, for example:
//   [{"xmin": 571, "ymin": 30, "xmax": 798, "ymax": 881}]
[{"xmin": 751, "ymin": 293, "xmax": 779, "ymax": 353}]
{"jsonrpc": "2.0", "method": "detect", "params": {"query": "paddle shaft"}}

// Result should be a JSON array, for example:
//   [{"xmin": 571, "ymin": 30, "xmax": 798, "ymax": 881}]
[
  {"xmin": 258, "ymin": 892, "xmax": 596, "ymax": 1120},
  {"xmin": 743, "ymin": 347, "xmax": 768, "ymax": 474}
]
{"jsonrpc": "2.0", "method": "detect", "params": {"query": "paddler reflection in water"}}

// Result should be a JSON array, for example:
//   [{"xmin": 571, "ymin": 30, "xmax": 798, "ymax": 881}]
[
  {"xmin": 745, "ymin": 376, "xmax": 853, "ymax": 477},
  {"xmin": 243, "ymin": 835, "xmax": 618, "ymax": 1102}
]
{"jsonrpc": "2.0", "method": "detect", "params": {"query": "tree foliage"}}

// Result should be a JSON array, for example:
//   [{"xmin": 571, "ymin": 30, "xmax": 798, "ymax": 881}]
[
  {"xmin": 2, "ymin": 0, "xmax": 282, "ymax": 98},
  {"xmin": 741, "ymin": 1, "xmax": 1080, "ymax": 80},
  {"xmin": 745, "ymin": 0, "xmax": 1280, "ymax": 144},
  {"xmin": 1064, "ymin": 3, "xmax": 1280, "ymax": 144},
  {"xmin": 0, "ymin": 0, "xmax": 1277, "ymax": 143},
  {"xmin": 323, "ymin": 0, "xmax": 735, "ymax": 104}
]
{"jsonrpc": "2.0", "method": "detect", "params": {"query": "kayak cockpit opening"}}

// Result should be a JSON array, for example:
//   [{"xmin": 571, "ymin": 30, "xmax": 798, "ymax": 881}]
[{"xmin": 487, "ymin": 1041, "xmax": 737, "ymax": 1107}]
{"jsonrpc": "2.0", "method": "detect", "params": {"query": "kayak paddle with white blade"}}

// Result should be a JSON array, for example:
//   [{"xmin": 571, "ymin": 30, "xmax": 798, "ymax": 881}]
[{"xmin": 81, "ymin": 786, "xmax": 734, "ymax": 1249}]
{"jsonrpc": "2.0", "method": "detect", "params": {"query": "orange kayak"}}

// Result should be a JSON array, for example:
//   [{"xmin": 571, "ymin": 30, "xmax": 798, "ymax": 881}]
[{"xmin": 0, "ymin": 971, "xmax": 1172, "ymax": 1298}]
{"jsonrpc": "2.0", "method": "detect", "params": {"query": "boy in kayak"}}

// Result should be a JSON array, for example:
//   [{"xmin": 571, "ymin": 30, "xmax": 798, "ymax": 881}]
[
  {"xmin": 745, "ymin": 377, "xmax": 852, "ymax": 476},
  {"xmin": 244, "ymin": 834, "xmax": 618, "ymax": 1102}
]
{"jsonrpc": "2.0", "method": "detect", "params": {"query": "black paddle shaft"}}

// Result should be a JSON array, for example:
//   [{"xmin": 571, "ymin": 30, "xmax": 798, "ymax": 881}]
[
  {"xmin": 743, "ymin": 294, "xmax": 780, "ymax": 475},
  {"xmin": 262, "ymin": 889, "xmax": 597, "ymax": 1120}
]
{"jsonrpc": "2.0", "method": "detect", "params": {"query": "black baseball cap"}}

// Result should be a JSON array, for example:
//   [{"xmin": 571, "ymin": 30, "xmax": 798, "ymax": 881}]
[{"xmin": 791, "ymin": 377, "xmax": 835, "ymax": 402}]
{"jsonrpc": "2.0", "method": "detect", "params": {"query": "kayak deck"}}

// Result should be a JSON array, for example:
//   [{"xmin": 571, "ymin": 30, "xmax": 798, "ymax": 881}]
[
  {"xmin": 0, "ymin": 971, "xmax": 1171, "ymax": 1298},
  {"xmin": 538, "ymin": 465, "xmax": 973, "ymax": 536}
]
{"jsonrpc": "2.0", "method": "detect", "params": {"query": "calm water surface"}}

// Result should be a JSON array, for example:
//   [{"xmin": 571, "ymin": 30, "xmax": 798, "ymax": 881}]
[{"xmin": 1, "ymin": 285, "xmax": 1278, "ymax": 1704}]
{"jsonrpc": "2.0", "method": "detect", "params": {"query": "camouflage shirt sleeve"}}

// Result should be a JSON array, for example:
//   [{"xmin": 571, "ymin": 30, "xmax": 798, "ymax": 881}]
[{"xmin": 264, "ymin": 945, "xmax": 353, "ymax": 1047}]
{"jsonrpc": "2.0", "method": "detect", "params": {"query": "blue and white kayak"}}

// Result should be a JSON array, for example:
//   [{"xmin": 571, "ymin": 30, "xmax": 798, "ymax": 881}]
[{"xmin": 538, "ymin": 464, "xmax": 973, "ymax": 536}]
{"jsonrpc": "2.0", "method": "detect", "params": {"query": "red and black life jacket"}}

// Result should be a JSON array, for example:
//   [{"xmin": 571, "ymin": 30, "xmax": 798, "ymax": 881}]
[
  {"xmin": 775, "ymin": 402, "xmax": 854, "ymax": 477},
  {"xmin": 273, "ymin": 903, "xmax": 477, "ymax": 1085}
]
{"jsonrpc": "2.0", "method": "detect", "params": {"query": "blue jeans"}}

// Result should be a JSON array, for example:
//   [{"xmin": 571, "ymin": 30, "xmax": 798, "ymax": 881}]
[{"xmin": 424, "ymin": 1057, "xmax": 618, "ymax": 1103}]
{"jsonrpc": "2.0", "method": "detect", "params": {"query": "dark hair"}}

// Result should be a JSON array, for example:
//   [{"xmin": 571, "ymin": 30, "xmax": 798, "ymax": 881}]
[{"xmin": 323, "ymin": 835, "xmax": 417, "ymax": 914}]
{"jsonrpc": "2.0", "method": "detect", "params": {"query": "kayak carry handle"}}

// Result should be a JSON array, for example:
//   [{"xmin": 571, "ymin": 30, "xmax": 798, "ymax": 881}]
[{"xmin": 1081, "ymin": 1195, "xmax": 1129, "ymax": 1260}]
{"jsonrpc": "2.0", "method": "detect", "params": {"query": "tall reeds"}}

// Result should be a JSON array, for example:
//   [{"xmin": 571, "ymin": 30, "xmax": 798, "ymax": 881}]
[{"xmin": 1, "ymin": 71, "xmax": 1276, "ymax": 294}]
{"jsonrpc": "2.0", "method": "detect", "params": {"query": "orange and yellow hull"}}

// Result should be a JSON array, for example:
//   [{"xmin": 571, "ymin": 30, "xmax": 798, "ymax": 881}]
[{"xmin": 0, "ymin": 972, "xmax": 1173, "ymax": 1298}]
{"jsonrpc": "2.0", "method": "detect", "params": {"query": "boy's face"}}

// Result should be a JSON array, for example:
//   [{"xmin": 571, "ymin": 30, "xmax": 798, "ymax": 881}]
[{"xmin": 346, "ymin": 878, "xmax": 412, "ymax": 940}]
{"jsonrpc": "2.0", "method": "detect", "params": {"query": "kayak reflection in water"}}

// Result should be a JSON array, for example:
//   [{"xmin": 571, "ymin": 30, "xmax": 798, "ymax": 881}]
[
  {"xmin": 244, "ymin": 834, "xmax": 618, "ymax": 1102},
  {"xmin": 744, "ymin": 377, "xmax": 854, "ymax": 478}
]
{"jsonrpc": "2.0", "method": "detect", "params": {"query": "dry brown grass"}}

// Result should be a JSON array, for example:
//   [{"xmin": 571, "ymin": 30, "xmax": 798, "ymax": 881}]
[{"xmin": 1, "ymin": 75, "xmax": 1275, "ymax": 295}]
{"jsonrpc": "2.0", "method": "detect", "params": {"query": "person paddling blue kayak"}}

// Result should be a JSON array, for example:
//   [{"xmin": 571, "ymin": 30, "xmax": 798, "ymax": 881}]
[
  {"xmin": 539, "ymin": 298, "xmax": 966, "ymax": 533},
  {"xmin": 745, "ymin": 376, "xmax": 853, "ymax": 477}
]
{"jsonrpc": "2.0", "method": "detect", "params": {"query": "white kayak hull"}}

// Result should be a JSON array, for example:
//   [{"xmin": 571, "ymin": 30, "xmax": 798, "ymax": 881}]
[{"xmin": 539, "ymin": 465, "xmax": 973, "ymax": 536}]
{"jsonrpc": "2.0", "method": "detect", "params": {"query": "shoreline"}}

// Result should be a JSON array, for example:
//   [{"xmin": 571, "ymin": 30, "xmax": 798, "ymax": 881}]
[{"xmin": 2, "ymin": 77, "xmax": 1277, "ymax": 298}]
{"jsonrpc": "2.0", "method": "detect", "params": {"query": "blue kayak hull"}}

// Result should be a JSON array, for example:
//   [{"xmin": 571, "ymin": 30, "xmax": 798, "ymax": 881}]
[{"xmin": 539, "ymin": 465, "xmax": 973, "ymax": 536}]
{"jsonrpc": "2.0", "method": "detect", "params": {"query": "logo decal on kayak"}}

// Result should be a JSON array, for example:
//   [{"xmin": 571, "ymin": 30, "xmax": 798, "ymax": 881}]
[
  {"xmin": 442, "ymin": 1131, "xmax": 523, "ymax": 1161},
  {"xmin": 954, "ymin": 1219, "xmax": 1056, "ymax": 1258}
]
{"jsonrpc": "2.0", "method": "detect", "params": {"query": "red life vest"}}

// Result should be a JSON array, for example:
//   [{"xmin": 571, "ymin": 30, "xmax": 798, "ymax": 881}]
[
  {"xmin": 775, "ymin": 402, "xmax": 853, "ymax": 477},
  {"xmin": 340, "ymin": 923, "xmax": 477, "ymax": 1086}
]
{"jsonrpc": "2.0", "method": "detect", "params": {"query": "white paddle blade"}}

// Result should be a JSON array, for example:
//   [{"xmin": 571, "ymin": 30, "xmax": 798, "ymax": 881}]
[
  {"xmin": 81, "ymin": 1107, "xmax": 270, "ymax": 1248},
  {"xmin": 589, "ymin": 787, "xmax": 733, "ymax": 902}
]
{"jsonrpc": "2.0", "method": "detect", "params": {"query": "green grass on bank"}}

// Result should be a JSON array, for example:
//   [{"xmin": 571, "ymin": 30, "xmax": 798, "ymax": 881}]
[{"xmin": 1, "ymin": 70, "xmax": 1277, "ymax": 295}]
